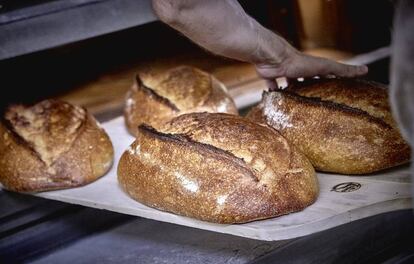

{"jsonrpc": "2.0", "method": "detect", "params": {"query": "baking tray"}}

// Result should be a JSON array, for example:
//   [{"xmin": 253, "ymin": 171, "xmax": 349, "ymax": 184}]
[{"xmin": 28, "ymin": 116, "xmax": 412, "ymax": 241}]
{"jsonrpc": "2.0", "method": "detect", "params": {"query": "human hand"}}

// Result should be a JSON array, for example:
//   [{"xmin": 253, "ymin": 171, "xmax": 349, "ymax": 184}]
[{"xmin": 256, "ymin": 50, "xmax": 368, "ymax": 89}]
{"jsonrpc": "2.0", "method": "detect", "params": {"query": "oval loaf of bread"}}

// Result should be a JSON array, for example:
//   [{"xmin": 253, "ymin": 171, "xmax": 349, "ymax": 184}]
[
  {"xmin": 0, "ymin": 99, "xmax": 114, "ymax": 192},
  {"xmin": 124, "ymin": 65, "xmax": 238, "ymax": 136},
  {"xmin": 247, "ymin": 78, "xmax": 411, "ymax": 174},
  {"xmin": 118, "ymin": 113, "xmax": 318, "ymax": 224}
]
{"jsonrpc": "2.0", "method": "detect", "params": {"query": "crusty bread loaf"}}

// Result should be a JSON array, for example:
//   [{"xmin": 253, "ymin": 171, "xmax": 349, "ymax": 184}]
[
  {"xmin": 118, "ymin": 113, "xmax": 318, "ymax": 224},
  {"xmin": 124, "ymin": 66, "xmax": 238, "ymax": 136},
  {"xmin": 247, "ymin": 78, "xmax": 411, "ymax": 174},
  {"xmin": 0, "ymin": 99, "xmax": 114, "ymax": 192}
]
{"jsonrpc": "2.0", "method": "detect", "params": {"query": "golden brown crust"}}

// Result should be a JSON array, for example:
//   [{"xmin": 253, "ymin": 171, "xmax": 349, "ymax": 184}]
[
  {"xmin": 4, "ymin": 100, "xmax": 86, "ymax": 166},
  {"xmin": 247, "ymin": 79, "xmax": 411, "ymax": 174},
  {"xmin": 288, "ymin": 78, "xmax": 396, "ymax": 128},
  {"xmin": 0, "ymin": 100, "xmax": 114, "ymax": 192},
  {"xmin": 124, "ymin": 66, "xmax": 238, "ymax": 136},
  {"xmin": 118, "ymin": 113, "xmax": 318, "ymax": 224}
]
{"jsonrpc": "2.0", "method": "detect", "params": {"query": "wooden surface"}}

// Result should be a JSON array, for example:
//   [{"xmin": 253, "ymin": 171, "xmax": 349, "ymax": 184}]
[{"xmin": 34, "ymin": 116, "xmax": 412, "ymax": 241}]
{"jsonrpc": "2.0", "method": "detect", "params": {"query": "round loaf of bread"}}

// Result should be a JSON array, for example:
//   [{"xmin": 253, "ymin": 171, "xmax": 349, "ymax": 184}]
[
  {"xmin": 124, "ymin": 65, "xmax": 238, "ymax": 136},
  {"xmin": 247, "ymin": 78, "xmax": 411, "ymax": 174},
  {"xmin": 0, "ymin": 99, "xmax": 114, "ymax": 192},
  {"xmin": 118, "ymin": 113, "xmax": 318, "ymax": 224}
]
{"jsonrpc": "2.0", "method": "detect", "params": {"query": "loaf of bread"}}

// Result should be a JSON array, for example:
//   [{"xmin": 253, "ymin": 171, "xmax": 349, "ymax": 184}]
[
  {"xmin": 0, "ymin": 99, "xmax": 114, "ymax": 192},
  {"xmin": 118, "ymin": 113, "xmax": 318, "ymax": 224},
  {"xmin": 124, "ymin": 66, "xmax": 238, "ymax": 136},
  {"xmin": 247, "ymin": 78, "xmax": 411, "ymax": 174}
]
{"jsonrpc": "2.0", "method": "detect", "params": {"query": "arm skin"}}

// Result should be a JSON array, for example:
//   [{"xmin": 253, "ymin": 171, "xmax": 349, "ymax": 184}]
[{"xmin": 152, "ymin": 0, "xmax": 368, "ymax": 88}]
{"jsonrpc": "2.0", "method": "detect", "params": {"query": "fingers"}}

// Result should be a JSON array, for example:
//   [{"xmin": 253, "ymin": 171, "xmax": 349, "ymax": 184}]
[
  {"xmin": 256, "ymin": 53, "xmax": 369, "ymax": 89},
  {"xmin": 265, "ymin": 79, "xmax": 278, "ymax": 91},
  {"xmin": 256, "ymin": 65, "xmax": 284, "ymax": 91},
  {"xmin": 297, "ymin": 55, "xmax": 368, "ymax": 78},
  {"xmin": 325, "ymin": 58, "xmax": 368, "ymax": 78}
]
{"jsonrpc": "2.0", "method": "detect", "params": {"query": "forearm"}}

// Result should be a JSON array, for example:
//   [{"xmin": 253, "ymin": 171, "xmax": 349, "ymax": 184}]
[
  {"xmin": 152, "ymin": 0, "xmax": 293, "ymax": 65},
  {"xmin": 152, "ymin": 0, "xmax": 367, "ymax": 82}
]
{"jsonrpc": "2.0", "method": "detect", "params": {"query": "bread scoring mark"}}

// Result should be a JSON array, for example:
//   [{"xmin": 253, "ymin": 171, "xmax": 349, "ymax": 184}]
[
  {"xmin": 152, "ymin": 66, "xmax": 212, "ymax": 109},
  {"xmin": 136, "ymin": 75, "xmax": 180, "ymax": 112},
  {"xmin": 262, "ymin": 92, "xmax": 294, "ymax": 130},
  {"xmin": 174, "ymin": 171, "xmax": 199, "ymax": 193},
  {"xmin": 162, "ymin": 113, "xmax": 298, "ymax": 183},
  {"xmin": 1, "ymin": 117, "xmax": 43, "ymax": 162},
  {"xmin": 265, "ymin": 90, "xmax": 392, "ymax": 130},
  {"xmin": 4, "ymin": 100, "xmax": 87, "ymax": 166},
  {"xmin": 138, "ymin": 124, "xmax": 259, "ymax": 182}
]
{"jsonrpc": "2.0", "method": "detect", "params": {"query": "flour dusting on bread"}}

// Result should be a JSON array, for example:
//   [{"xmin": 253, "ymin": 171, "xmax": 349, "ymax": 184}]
[
  {"xmin": 174, "ymin": 171, "xmax": 199, "ymax": 193},
  {"xmin": 118, "ymin": 113, "xmax": 318, "ymax": 223},
  {"xmin": 216, "ymin": 98, "xmax": 231, "ymax": 113},
  {"xmin": 126, "ymin": 97, "xmax": 135, "ymax": 112},
  {"xmin": 263, "ymin": 92, "xmax": 293, "ymax": 130},
  {"xmin": 128, "ymin": 144, "xmax": 141, "ymax": 156},
  {"xmin": 246, "ymin": 78, "xmax": 411, "ymax": 174}
]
